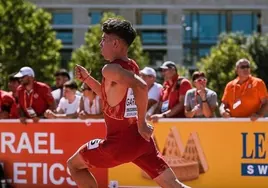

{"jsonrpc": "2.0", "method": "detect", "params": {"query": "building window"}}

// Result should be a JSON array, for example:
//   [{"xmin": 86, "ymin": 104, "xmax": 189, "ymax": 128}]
[
  {"xmin": 141, "ymin": 12, "xmax": 167, "ymax": 25},
  {"xmin": 183, "ymin": 11, "xmax": 259, "ymax": 66},
  {"xmin": 56, "ymin": 31, "xmax": 73, "ymax": 45},
  {"xmin": 89, "ymin": 11, "xmax": 102, "ymax": 24},
  {"xmin": 141, "ymin": 31, "xmax": 166, "ymax": 45},
  {"xmin": 231, "ymin": 13, "xmax": 258, "ymax": 34},
  {"xmin": 52, "ymin": 12, "xmax": 73, "ymax": 45},
  {"xmin": 60, "ymin": 49, "xmax": 72, "ymax": 69},
  {"xmin": 88, "ymin": 10, "xmax": 118, "ymax": 25},
  {"xmin": 145, "ymin": 50, "xmax": 167, "ymax": 66},
  {"xmin": 139, "ymin": 11, "xmax": 167, "ymax": 45},
  {"xmin": 52, "ymin": 12, "xmax": 72, "ymax": 25}
]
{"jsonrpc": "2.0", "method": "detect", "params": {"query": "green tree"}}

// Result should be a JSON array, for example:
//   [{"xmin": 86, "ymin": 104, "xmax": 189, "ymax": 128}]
[
  {"xmin": 218, "ymin": 32, "xmax": 247, "ymax": 46},
  {"xmin": 219, "ymin": 32, "xmax": 268, "ymax": 86},
  {"xmin": 0, "ymin": 0, "xmax": 62, "ymax": 88},
  {"xmin": 245, "ymin": 33, "xmax": 268, "ymax": 86},
  {"xmin": 197, "ymin": 39, "xmax": 256, "ymax": 100},
  {"xmin": 70, "ymin": 12, "xmax": 149, "ymax": 81}
]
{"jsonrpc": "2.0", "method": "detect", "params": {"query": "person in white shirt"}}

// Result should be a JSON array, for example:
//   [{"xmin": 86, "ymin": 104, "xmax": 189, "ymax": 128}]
[
  {"xmin": 45, "ymin": 80, "xmax": 81, "ymax": 119},
  {"xmin": 140, "ymin": 67, "xmax": 163, "ymax": 117},
  {"xmin": 78, "ymin": 83, "xmax": 103, "ymax": 119}
]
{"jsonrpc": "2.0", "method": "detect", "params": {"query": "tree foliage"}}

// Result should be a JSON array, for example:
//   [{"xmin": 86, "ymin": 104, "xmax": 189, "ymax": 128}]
[
  {"xmin": 219, "ymin": 32, "xmax": 268, "ymax": 86},
  {"xmin": 0, "ymin": 0, "xmax": 62, "ymax": 88},
  {"xmin": 197, "ymin": 39, "xmax": 256, "ymax": 100},
  {"xmin": 70, "ymin": 12, "xmax": 149, "ymax": 81}
]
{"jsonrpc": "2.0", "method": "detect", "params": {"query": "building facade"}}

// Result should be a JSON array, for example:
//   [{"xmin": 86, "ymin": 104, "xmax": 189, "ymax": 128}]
[{"xmin": 30, "ymin": 0, "xmax": 268, "ymax": 69}]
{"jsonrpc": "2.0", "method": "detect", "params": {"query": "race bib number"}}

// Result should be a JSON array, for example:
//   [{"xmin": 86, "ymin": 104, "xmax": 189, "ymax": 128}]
[
  {"xmin": 161, "ymin": 100, "xmax": 169, "ymax": 113},
  {"xmin": 87, "ymin": 139, "xmax": 101, "ymax": 150},
  {"xmin": 124, "ymin": 88, "xmax": 138, "ymax": 118}
]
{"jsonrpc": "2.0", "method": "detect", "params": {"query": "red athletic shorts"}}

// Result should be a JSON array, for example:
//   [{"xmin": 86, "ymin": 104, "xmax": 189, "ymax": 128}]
[{"xmin": 79, "ymin": 124, "xmax": 168, "ymax": 179}]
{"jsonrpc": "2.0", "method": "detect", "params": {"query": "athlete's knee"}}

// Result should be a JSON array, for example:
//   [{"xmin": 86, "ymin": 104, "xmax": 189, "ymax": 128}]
[{"xmin": 67, "ymin": 152, "xmax": 87, "ymax": 172}]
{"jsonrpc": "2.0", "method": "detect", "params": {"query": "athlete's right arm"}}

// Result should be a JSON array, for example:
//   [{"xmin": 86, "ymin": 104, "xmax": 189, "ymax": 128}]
[{"xmin": 75, "ymin": 64, "xmax": 102, "ymax": 97}]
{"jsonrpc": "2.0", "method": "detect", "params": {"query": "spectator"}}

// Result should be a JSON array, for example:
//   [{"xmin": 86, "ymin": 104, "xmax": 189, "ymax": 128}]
[
  {"xmin": 184, "ymin": 71, "xmax": 218, "ymax": 118},
  {"xmin": 78, "ymin": 83, "xmax": 103, "ymax": 119},
  {"xmin": 140, "ymin": 67, "xmax": 163, "ymax": 117},
  {"xmin": 15, "ymin": 66, "xmax": 56, "ymax": 124},
  {"xmin": 52, "ymin": 69, "xmax": 71, "ymax": 105},
  {"xmin": 7, "ymin": 73, "xmax": 20, "ymax": 118},
  {"xmin": 45, "ymin": 80, "xmax": 81, "ymax": 119},
  {"xmin": 0, "ymin": 90, "xmax": 18, "ymax": 119},
  {"xmin": 150, "ymin": 61, "xmax": 192, "ymax": 122},
  {"xmin": 8, "ymin": 73, "xmax": 20, "ymax": 101},
  {"xmin": 220, "ymin": 58, "xmax": 268, "ymax": 121}
]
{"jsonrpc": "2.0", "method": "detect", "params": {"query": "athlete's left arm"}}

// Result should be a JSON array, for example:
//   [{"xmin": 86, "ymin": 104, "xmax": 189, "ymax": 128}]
[{"xmin": 102, "ymin": 64, "xmax": 148, "ymax": 123}]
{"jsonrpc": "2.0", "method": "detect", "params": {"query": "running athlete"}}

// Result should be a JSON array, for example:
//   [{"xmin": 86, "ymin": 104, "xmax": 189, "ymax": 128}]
[{"xmin": 67, "ymin": 18, "xmax": 190, "ymax": 188}]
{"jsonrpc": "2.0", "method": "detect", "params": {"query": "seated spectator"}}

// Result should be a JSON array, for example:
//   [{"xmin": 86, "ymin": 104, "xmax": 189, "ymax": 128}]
[
  {"xmin": 0, "ymin": 90, "xmax": 18, "ymax": 119},
  {"xmin": 52, "ymin": 69, "xmax": 81, "ymax": 105},
  {"xmin": 78, "ymin": 83, "xmax": 103, "ymax": 119},
  {"xmin": 150, "ymin": 61, "xmax": 192, "ymax": 122},
  {"xmin": 15, "ymin": 67, "xmax": 56, "ymax": 123},
  {"xmin": 140, "ymin": 67, "xmax": 163, "ymax": 117},
  {"xmin": 45, "ymin": 80, "xmax": 81, "ymax": 119},
  {"xmin": 7, "ymin": 73, "xmax": 20, "ymax": 118},
  {"xmin": 184, "ymin": 71, "xmax": 218, "ymax": 118},
  {"xmin": 220, "ymin": 58, "xmax": 268, "ymax": 121}
]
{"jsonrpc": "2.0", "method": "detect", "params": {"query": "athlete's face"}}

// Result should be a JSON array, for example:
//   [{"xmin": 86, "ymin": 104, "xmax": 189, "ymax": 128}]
[{"xmin": 100, "ymin": 33, "xmax": 119, "ymax": 61}]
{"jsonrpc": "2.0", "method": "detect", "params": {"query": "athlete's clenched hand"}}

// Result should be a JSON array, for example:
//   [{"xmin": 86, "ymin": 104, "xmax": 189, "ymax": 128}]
[{"xmin": 138, "ymin": 121, "xmax": 154, "ymax": 142}]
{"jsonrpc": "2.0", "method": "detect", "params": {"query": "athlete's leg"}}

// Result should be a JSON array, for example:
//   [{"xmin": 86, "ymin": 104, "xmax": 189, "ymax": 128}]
[
  {"xmin": 133, "ymin": 137, "xmax": 191, "ymax": 188},
  {"xmin": 67, "ymin": 144, "xmax": 98, "ymax": 188},
  {"xmin": 153, "ymin": 168, "xmax": 191, "ymax": 188}
]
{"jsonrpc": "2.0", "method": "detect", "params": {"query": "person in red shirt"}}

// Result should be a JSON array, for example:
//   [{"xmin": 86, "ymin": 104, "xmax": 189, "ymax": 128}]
[
  {"xmin": 8, "ymin": 73, "xmax": 20, "ymax": 101},
  {"xmin": 14, "ymin": 66, "xmax": 56, "ymax": 124},
  {"xmin": 150, "ymin": 61, "xmax": 192, "ymax": 122},
  {"xmin": 7, "ymin": 73, "xmax": 20, "ymax": 118},
  {"xmin": 67, "ymin": 19, "xmax": 190, "ymax": 188},
  {"xmin": 0, "ymin": 90, "xmax": 17, "ymax": 119}
]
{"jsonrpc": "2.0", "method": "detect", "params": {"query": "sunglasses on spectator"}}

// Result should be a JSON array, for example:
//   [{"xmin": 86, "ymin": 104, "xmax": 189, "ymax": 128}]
[
  {"xmin": 194, "ymin": 78, "xmax": 207, "ymax": 83},
  {"xmin": 239, "ymin": 65, "xmax": 250, "ymax": 69}
]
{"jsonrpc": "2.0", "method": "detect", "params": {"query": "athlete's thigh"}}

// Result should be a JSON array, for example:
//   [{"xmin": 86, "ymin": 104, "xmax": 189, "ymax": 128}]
[{"xmin": 78, "ymin": 138, "xmax": 120, "ymax": 168}]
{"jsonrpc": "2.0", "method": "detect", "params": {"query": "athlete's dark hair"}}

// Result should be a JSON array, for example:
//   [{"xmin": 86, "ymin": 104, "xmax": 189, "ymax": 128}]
[{"xmin": 102, "ymin": 18, "xmax": 137, "ymax": 46}]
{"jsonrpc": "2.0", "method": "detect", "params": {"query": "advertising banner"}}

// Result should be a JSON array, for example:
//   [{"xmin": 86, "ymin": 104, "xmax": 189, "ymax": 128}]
[
  {"xmin": 0, "ymin": 120, "xmax": 108, "ymax": 188},
  {"xmin": 109, "ymin": 119, "xmax": 268, "ymax": 188}
]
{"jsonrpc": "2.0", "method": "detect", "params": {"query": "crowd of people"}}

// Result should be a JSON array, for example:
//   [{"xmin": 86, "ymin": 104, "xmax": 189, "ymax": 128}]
[{"xmin": 1, "ymin": 57, "xmax": 267, "ymax": 123}]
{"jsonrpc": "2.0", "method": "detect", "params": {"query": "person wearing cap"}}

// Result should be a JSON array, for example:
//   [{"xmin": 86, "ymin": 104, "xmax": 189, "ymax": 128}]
[
  {"xmin": 15, "ymin": 66, "xmax": 56, "ymax": 124},
  {"xmin": 184, "ymin": 71, "xmax": 218, "ymax": 118},
  {"xmin": 78, "ymin": 83, "xmax": 103, "ymax": 119},
  {"xmin": 140, "ymin": 67, "xmax": 163, "ymax": 117},
  {"xmin": 45, "ymin": 80, "xmax": 81, "ymax": 119},
  {"xmin": 220, "ymin": 58, "xmax": 268, "ymax": 121},
  {"xmin": 150, "ymin": 61, "xmax": 192, "ymax": 122}
]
